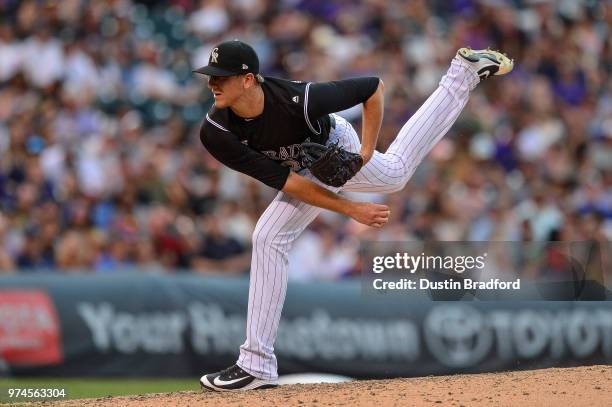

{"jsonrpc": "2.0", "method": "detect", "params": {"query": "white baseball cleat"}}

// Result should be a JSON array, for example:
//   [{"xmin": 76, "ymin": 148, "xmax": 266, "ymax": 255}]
[
  {"xmin": 200, "ymin": 364, "xmax": 278, "ymax": 392},
  {"xmin": 457, "ymin": 47, "xmax": 514, "ymax": 80}
]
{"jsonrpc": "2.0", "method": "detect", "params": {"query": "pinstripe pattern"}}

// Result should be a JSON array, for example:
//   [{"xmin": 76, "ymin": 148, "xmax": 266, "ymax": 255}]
[
  {"xmin": 344, "ymin": 57, "xmax": 477, "ymax": 192},
  {"xmin": 236, "ymin": 56, "xmax": 479, "ymax": 380},
  {"xmin": 237, "ymin": 180, "xmax": 339, "ymax": 380}
]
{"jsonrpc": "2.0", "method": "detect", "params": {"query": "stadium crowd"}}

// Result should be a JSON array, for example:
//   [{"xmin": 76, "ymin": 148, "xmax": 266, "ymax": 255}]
[{"xmin": 0, "ymin": 0, "xmax": 610, "ymax": 280}]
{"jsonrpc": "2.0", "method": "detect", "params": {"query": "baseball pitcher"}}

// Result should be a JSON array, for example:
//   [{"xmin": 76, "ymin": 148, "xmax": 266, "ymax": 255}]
[{"xmin": 194, "ymin": 40, "xmax": 513, "ymax": 391}]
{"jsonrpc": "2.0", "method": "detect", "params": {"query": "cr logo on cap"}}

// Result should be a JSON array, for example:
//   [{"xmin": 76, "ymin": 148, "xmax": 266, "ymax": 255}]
[{"xmin": 210, "ymin": 47, "xmax": 219, "ymax": 64}]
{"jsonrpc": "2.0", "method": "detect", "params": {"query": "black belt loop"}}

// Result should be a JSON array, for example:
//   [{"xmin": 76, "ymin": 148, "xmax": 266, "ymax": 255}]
[{"xmin": 329, "ymin": 114, "xmax": 336, "ymax": 129}]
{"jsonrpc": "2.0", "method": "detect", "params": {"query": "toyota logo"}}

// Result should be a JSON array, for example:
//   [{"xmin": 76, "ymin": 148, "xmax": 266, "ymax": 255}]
[{"xmin": 424, "ymin": 305, "xmax": 493, "ymax": 368}]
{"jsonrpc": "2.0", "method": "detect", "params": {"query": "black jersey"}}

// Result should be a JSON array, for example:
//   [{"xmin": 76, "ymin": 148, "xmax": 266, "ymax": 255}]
[{"xmin": 200, "ymin": 76, "xmax": 379, "ymax": 190}]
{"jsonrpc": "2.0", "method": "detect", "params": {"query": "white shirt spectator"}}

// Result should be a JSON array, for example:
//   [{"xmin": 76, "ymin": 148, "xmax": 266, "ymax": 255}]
[
  {"xmin": 0, "ymin": 39, "xmax": 22, "ymax": 81},
  {"xmin": 98, "ymin": 61, "xmax": 123, "ymax": 99},
  {"xmin": 132, "ymin": 63, "xmax": 180, "ymax": 101},
  {"xmin": 517, "ymin": 118, "xmax": 564, "ymax": 160},
  {"xmin": 64, "ymin": 45, "xmax": 100, "ymax": 94},
  {"xmin": 21, "ymin": 35, "xmax": 64, "ymax": 88},
  {"xmin": 76, "ymin": 136, "xmax": 123, "ymax": 198},
  {"xmin": 188, "ymin": 0, "xmax": 230, "ymax": 37},
  {"xmin": 288, "ymin": 230, "xmax": 357, "ymax": 281},
  {"xmin": 39, "ymin": 144, "xmax": 67, "ymax": 187}
]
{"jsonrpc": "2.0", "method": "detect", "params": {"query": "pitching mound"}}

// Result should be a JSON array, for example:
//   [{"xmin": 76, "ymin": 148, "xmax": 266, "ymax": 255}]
[{"xmin": 53, "ymin": 365, "xmax": 611, "ymax": 407}]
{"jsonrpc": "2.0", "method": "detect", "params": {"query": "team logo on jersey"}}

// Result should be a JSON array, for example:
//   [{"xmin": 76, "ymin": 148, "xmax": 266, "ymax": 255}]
[
  {"xmin": 261, "ymin": 138, "xmax": 310, "ymax": 171},
  {"xmin": 210, "ymin": 48, "xmax": 219, "ymax": 64},
  {"xmin": 262, "ymin": 143, "xmax": 303, "ymax": 170},
  {"xmin": 292, "ymin": 96, "xmax": 299, "ymax": 103}
]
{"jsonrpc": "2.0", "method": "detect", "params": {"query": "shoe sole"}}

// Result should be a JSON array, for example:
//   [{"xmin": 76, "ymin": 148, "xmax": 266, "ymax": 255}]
[
  {"xmin": 200, "ymin": 376, "xmax": 278, "ymax": 392},
  {"xmin": 457, "ymin": 47, "xmax": 514, "ymax": 76}
]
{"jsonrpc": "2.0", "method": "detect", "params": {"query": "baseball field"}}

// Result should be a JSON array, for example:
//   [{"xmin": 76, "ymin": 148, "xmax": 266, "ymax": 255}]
[{"xmin": 2, "ymin": 365, "xmax": 610, "ymax": 406}]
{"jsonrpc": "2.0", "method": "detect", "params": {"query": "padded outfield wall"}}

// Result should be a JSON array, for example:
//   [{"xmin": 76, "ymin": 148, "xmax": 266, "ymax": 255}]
[{"xmin": 1, "ymin": 273, "xmax": 611, "ymax": 378}]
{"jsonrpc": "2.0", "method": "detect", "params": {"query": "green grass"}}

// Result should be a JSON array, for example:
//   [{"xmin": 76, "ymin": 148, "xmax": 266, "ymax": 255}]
[{"xmin": 0, "ymin": 378, "xmax": 198, "ymax": 402}]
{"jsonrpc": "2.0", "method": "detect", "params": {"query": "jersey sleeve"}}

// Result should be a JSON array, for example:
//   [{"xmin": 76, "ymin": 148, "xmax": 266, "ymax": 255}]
[
  {"xmin": 306, "ymin": 77, "xmax": 380, "ymax": 120},
  {"xmin": 200, "ymin": 118, "xmax": 291, "ymax": 190}
]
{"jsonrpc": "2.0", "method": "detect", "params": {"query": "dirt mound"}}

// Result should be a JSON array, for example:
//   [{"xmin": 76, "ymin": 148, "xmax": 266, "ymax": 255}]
[{"xmin": 52, "ymin": 365, "xmax": 612, "ymax": 407}]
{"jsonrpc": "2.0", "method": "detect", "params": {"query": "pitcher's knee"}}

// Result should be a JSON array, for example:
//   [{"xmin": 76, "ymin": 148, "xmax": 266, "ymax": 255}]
[
  {"xmin": 252, "ymin": 226, "xmax": 271, "ymax": 249},
  {"xmin": 252, "ymin": 226, "xmax": 287, "ymax": 252},
  {"xmin": 386, "ymin": 175, "xmax": 411, "ymax": 193}
]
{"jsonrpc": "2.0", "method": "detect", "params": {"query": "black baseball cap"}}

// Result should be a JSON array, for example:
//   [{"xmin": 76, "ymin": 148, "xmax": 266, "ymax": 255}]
[{"xmin": 193, "ymin": 40, "xmax": 261, "ymax": 79}]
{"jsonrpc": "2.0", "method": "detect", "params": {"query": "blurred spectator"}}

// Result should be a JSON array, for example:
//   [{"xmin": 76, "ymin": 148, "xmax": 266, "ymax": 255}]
[
  {"xmin": 55, "ymin": 229, "xmax": 94, "ymax": 271},
  {"xmin": 0, "ymin": 214, "xmax": 16, "ymax": 273},
  {"xmin": 191, "ymin": 214, "xmax": 250, "ymax": 274},
  {"xmin": 288, "ymin": 219, "xmax": 359, "ymax": 281},
  {"xmin": 0, "ymin": 0, "xmax": 609, "ymax": 282}
]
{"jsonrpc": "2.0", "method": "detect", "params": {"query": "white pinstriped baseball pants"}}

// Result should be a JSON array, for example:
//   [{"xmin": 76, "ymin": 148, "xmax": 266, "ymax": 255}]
[{"xmin": 237, "ymin": 56, "xmax": 480, "ymax": 380}]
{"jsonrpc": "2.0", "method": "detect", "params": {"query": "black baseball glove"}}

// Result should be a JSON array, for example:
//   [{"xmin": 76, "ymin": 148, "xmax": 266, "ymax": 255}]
[{"xmin": 300, "ymin": 142, "xmax": 364, "ymax": 187}]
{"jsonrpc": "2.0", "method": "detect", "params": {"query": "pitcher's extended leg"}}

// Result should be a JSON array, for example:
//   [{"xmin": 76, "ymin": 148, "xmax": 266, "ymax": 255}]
[{"xmin": 344, "ymin": 49, "xmax": 512, "ymax": 193}]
